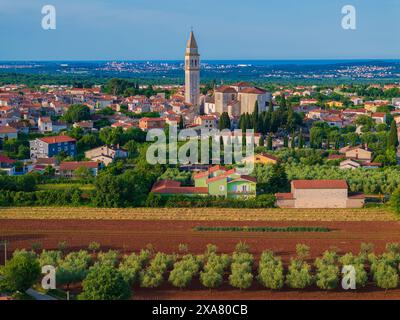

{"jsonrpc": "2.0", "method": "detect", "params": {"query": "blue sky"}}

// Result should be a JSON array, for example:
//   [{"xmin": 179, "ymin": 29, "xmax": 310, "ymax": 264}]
[{"xmin": 0, "ymin": 0, "xmax": 399, "ymax": 60}]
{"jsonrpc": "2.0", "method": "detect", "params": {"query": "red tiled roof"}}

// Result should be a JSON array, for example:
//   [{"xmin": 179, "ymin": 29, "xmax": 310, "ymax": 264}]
[
  {"xmin": 151, "ymin": 180, "xmax": 208, "ymax": 195},
  {"xmin": 0, "ymin": 154, "xmax": 15, "ymax": 164},
  {"xmin": 139, "ymin": 117, "xmax": 165, "ymax": 122},
  {"xmin": 60, "ymin": 161, "xmax": 98, "ymax": 171},
  {"xmin": 35, "ymin": 157, "xmax": 57, "ymax": 165},
  {"xmin": 292, "ymin": 180, "xmax": 348, "ymax": 190},
  {"xmin": 239, "ymin": 87, "xmax": 267, "ymax": 94},
  {"xmin": 215, "ymin": 86, "xmax": 237, "ymax": 94},
  {"xmin": 39, "ymin": 135, "xmax": 76, "ymax": 144},
  {"xmin": 232, "ymin": 82, "xmax": 252, "ymax": 87},
  {"xmin": 275, "ymin": 193, "xmax": 294, "ymax": 200},
  {"xmin": 193, "ymin": 165, "xmax": 227, "ymax": 180},
  {"xmin": 0, "ymin": 126, "xmax": 17, "ymax": 134},
  {"xmin": 372, "ymin": 112, "xmax": 386, "ymax": 118},
  {"xmin": 207, "ymin": 169, "xmax": 236, "ymax": 183}
]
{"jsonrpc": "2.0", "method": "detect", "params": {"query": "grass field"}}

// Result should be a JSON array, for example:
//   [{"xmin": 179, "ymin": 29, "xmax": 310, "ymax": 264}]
[{"xmin": 0, "ymin": 206, "xmax": 395, "ymax": 221}]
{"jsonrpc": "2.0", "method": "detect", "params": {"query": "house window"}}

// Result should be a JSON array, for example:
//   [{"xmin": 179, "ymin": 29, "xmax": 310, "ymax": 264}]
[{"xmin": 242, "ymin": 185, "xmax": 248, "ymax": 192}]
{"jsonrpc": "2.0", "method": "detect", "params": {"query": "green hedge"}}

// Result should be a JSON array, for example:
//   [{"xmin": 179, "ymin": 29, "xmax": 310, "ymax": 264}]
[{"xmin": 0, "ymin": 189, "xmax": 84, "ymax": 207}]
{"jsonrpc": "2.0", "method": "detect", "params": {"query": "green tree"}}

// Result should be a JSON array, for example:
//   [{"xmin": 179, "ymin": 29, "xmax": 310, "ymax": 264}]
[
  {"xmin": 315, "ymin": 264, "xmax": 339, "ymax": 290},
  {"xmin": 257, "ymin": 251, "xmax": 284, "ymax": 290},
  {"xmin": 63, "ymin": 104, "xmax": 91, "ymax": 123},
  {"xmin": 298, "ymin": 130, "xmax": 305, "ymax": 149},
  {"xmin": 74, "ymin": 167, "xmax": 93, "ymax": 180},
  {"xmin": 286, "ymin": 259, "xmax": 313, "ymax": 289},
  {"xmin": 57, "ymin": 250, "xmax": 92, "ymax": 289},
  {"xmin": 200, "ymin": 269, "xmax": 223, "ymax": 289},
  {"xmin": 390, "ymin": 188, "xmax": 400, "ymax": 215},
  {"xmin": 229, "ymin": 264, "xmax": 253, "ymax": 290},
  {"xmin": 267, "ymin": 162, "xmax": 289, "ymax": 193},
  {"xmin": 1, "ymin": 250, "xmax": 40, "ymax": 292},
  {"xmin": 219, "ymin": 112, "xmax": 231, "ymax": 130},
  {"xmin": 88, "ymin": 242, "xmax": 101, "ymax": 254},
  {"xmin": 118, "ymin": 254, "xmax": 143, "ymax": 285},
  {"xmin": 267, "ymin": 135, "xmax": 273, "ymax": 150},
  {"xmin": 388, "ymin": 120, "xmax": 399, "ymax": 149},
  {"xmin": 374, "ymin": 262, "xmax": 399, "ymax": 290},
  {"xmin": 79, "ymin": 264, "xmax": 131, "ymax": 300}
]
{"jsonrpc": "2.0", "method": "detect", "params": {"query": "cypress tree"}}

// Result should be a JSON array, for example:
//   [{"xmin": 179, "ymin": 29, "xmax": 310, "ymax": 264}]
[
  {"xmin": 283, "ymin": 136, "xmax": 289, "ymax": 148},
  {"xmin": 179, "ymin": 115, "xmax": 184, "ymax": 130},
  {"xmin": 388, "ymin": 120, "xmax": 399, "ymax": 149},
  {"xmin": 252, "ymin": 101, "xmax": 259, "ymax": 132},
  {"xmin": 291, "ymin": 134, "xmax": 296, "ymax": 149},
  {"xmin": 259, "ymin": 135, "xmax": 265, "ymax": 147},
  {"xmin": 267, "ymin": 135, "xmax": 273, "ymax": 150},
  {"xmin": 298, "ymin": 130, "xmax": 304, "ymax": 149}
]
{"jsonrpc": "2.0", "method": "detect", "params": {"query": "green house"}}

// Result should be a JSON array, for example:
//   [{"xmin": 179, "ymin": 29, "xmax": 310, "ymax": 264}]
[
  {"xmin": 194, "ymin": 165, "xmax": 257, "ymax": 199},
  {"xmin": 152, "ymin": 165, "xmax": 257, "ymax": 199}
]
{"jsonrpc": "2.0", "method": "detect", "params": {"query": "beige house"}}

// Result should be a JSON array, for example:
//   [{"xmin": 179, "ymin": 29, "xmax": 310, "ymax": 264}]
[
  {"xmin": 343, "ymin": 146, "xmax": 372, "ymax": 161},
  {"xmin": 193, "ymin": 115, "xmax": 217, "ymax": 129},
  {"xmin": 340, "ymin": 159, "xmax": 361, "ymax": 170},
  {"xmin": 85, "ymin": 145, "xmax": 128, "ymax": 166},
  {"xmin": 276, "ymin": 180, "xmax": 365, "ymax": 209}
]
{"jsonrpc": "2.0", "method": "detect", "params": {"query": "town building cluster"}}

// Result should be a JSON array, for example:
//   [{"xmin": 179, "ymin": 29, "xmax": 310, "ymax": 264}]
[{"xmin": 0, "ymin": 32, "xmax": 399, "ymax": 208}]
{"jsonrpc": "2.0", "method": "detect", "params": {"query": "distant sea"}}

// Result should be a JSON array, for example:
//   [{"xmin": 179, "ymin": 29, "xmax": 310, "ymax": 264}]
[
  {"xmin": 1, "ymin": 59, "xmax": 400, "ymax": 65},
  {"xmin": 0, "ymin": 59, "xmax": 399, "ymax": 84}
]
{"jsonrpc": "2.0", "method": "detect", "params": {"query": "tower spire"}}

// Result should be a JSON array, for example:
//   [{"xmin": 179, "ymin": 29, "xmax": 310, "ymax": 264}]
[
  {"xmin": 186, "ymin": 30, "xmax": 198, "ymax": 49},
  {"xmin": 184, "ymin": 30, "xmax": 200, "ymax": 111}
]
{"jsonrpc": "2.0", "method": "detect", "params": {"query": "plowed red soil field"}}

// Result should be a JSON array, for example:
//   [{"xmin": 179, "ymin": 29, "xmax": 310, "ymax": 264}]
[
  {"xmin": 2, "ymin": 218, "xmax": 400, "ymax": 299},
  {"xmin": 2, "ymin": 219, "xmax": 400, "ymax": 260}
]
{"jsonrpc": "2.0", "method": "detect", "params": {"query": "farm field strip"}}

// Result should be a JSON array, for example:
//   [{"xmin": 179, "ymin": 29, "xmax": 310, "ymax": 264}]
[
  {"xmin": 3, "ymin": 229, "xmax": 400, "ymax": 241},
  {"xmin": 0, "ymin": 207, "xmax": 395, "ymax": 221}
]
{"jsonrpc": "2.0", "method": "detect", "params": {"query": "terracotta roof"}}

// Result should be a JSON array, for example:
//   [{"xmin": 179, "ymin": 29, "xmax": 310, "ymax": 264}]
[
  {"xmin": 292, "ymin": 180, "xmax": 348, "ymax": 190},
  {"xmin": 275, "ymin": 193, "xmax": 294, "ymax": 200},
  {"xmin": 139, "ymin": 117, "xmax": 165, "ymax": 122},
  {"xmin": 0, "ymin": 126, "xmax": 17, "ymax": 134},
  {"xmin": 239, "ymin": 87, "xmax": 267, "ymax": 94},
  {"xmin": 0, "ymin": 154, "xmax": 15, "ymax": 164},
  {"xmin": 35, "ymin": 157, "xmax": 57, "ymax": 165},
  {"xmin": 207, "ymin": 169, "xmax": 236, "ymax": 183},
  {"xmin": 151, "ymin": 179, "xmax": 207, "ymax": 195},
  {"xmin": 60, "ymin": 161, "xmax": 98, "ymax": 171},
  {"xmin": 215, "ymin": 86, "xmax": 237, "ymax": 94},
  {"xmin": 39, "ymin": 135, "xmax": 76, "ymax": 144},
  {"xmin": 372, "ymin": 112, "xmax": 386, "ymax": 118}
]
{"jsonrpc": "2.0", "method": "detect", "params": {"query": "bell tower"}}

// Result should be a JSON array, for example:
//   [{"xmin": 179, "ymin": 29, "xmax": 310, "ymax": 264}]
[{"xmin": 185, "ymin": 30, "xmax": 200, "ymax": 110}]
